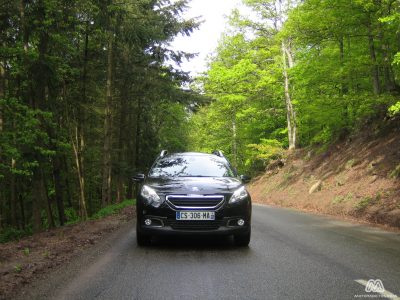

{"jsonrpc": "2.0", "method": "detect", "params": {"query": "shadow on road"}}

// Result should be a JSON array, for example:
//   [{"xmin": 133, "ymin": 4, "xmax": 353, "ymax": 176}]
[{"xmin": 138, "ymin": 235, "xmax": 250, "ymax": 252}]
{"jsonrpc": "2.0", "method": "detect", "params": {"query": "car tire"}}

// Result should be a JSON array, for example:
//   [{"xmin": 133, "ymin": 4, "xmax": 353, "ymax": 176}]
[
  {"xmin": 136, "ymin": 230, "xmax": 151, "ymax": 246},
  {"xmin": 234, "ymin": 228, "xmax": 251, "ymax": 247}
]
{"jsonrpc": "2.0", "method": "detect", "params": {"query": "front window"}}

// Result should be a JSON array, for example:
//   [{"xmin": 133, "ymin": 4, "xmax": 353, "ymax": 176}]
[{"xmin": 148, "ymin": 155, "xmax": 235, "ymax": 178}]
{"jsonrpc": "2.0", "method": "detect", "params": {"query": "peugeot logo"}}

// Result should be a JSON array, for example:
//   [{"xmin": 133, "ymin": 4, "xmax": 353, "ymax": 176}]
[{"xmin": 191, "ymin": 187, "xmax": 200, "ymax": 192}]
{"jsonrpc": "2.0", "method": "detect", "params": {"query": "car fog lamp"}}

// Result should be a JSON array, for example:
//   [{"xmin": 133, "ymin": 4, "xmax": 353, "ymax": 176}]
[
  {"xmin": 145, "ymin": 219, "xmax": 152, "ymax": 226},
  {"xmin": 237, "ymin": 219, "xmax": 245, "ymax": 226}
]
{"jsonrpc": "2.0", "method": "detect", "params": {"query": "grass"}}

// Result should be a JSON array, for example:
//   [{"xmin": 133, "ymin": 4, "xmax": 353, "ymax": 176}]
[
  {"xmin": 355, "ymin": 197, "xmax": 374, "ymax": 210},
  {"xmin": 355, "ymin": 193, "xmax": 382, "ymax": 210},
  {"xmin": 389, "ymin": 164, "xmax": 400, "ymax": 179},
  {"xmin": 332, "ymin": 193, "xmax": 354, "ymax": 205},
  {"xmin": 23, "ymin": 248, "xmax": 30, "ymax": 256},
  {"xmin": 91, "ymin": 199, "xmax": 135, "ymax": 220},
  {"xmin": 14, "ymin": 264, "xmax": 22, "ymax": 273}
]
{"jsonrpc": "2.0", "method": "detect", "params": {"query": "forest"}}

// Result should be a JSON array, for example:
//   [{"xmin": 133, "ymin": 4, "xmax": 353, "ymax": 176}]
[{"xmin": 0, "ymin": 0, "xmax": 399, "ymax": 238}]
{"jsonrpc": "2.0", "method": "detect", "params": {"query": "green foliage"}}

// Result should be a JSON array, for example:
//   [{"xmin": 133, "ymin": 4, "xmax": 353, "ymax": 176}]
[
  {"xmin": 189, "ymin": 0, "xmax": 400, "ymax": 176},
  {"xmin": 14, "ymin": 264, "xmax": 22, "ymax": 273},
  {"xmin": 0, "ymin": 227, "xmax": 32, "ymax": 244},
  {"xmin": 388, "ymin": 102, "xmax": 400, "ymax": 117},
  {"xmin": 0, "ymin": 0, "xmax": 199, "ymax": 233},
  {"xmin": 91, "ymin": 199, "xmax": 135, "ymax": 220},
  {"xmin": 65, "ymin": 208, "xmax": 80, "ymax": 225},
  {"xmin": 23, "ymin": 248, "xmax": 30, "ymax": 256},
  {"xmin": 246, "ymin": 139, "xmax": 284, "ymax": 172}
]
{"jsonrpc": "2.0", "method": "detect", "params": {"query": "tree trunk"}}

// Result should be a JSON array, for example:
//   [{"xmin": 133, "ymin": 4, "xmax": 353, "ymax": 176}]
[
  {"xmin": 71, "ymin": 125, "xmax": 88, "ymax": 219},
  {"xmin": 232, "ymin": 119, "xmax": 238, "ymax": 168},
  {"xmin": 378, "ymin": 28, "xmax": 396, "ymax": 92},
  {"xmin": 42, "ymin": 171, "xmax": 55, "ymax": 228},
  {"xmin": 0, "ymin": 46, "xmax": 4, "ymax": 230},
  {"xmin": 101, "ymin": 31, "xmax": 114, "ymax": 206},
  {"xmin": 281, "ymin": 40, "xmax": 296, "ymax": 150},
  {"xmin": 0, "ymin": 52, "xmax": 4, "ymax": 128},
  {"xmin": 10, "ymin": 159, "xmax": 17, "ymax": 227},
  {"xmin": 32, "ymin": 170, "xmax": 43, "ymax": 233},
  {"xmin": 127, "ymin": 98, "xmax": 138, "ymax": 200},
  {"xmin": 339, "ymin": 37, "xmax": 348, "ymax": 95},
  {"xmin": 367, "ymin": 25, "xmax": 380, "ymax": 95},
  {"xmin": 19, "ymin": 193, "xmax": 25, "ymax": 229},
  {"xmin": 62, "ymin": 156, "xmax": 73, "ymax": 208},
  {"xmin": 52, "ymin": 156, "xmax": 66, "ymax": 225},
  {"xmin": 116, "ymin": 83, "xmax": 128, "ymax": 203}
]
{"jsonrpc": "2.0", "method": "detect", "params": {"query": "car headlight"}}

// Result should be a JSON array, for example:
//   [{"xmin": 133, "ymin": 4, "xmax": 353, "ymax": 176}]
[
  {"xmin": 229, "ymin": 186, "xmax": 249, "ymax": 204},
  {"xmin": 141, "ymin": 185, "xmax": 162, "ymax": 208}
]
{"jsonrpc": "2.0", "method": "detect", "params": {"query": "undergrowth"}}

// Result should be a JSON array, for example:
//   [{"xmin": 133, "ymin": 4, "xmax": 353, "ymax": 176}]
[
  {"xmin": 91, "ymin": 199, "xmax": 135, "ymax": 220},
  {"xmin": 0, "ymin": 199, "xmax": 135, "ymax": 244}
]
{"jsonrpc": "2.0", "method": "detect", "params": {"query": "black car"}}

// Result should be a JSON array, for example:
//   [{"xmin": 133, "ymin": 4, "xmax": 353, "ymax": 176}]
[{"xmin": 133, "ymin": 151, "xmax": 252, "ymax": 246}]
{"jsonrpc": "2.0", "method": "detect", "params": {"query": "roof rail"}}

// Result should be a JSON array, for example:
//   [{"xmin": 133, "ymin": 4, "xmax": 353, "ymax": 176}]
[
  {"xmin": 212, "ymin": 150, "xmax": 224, "ymax": 158},
  {"xmin": 160, "ymin": 150, "xmax": 168, "ymax": 158}
]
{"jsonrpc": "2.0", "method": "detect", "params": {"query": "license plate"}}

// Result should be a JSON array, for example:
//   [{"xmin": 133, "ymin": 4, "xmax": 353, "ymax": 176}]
[{"xmin": 176, "ymin": 211, "xmax": 215, "ymax": 221}]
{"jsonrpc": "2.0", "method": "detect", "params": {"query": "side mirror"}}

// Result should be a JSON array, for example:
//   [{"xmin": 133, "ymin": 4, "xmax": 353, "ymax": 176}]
[
  {"xmin": 133, "ymin": 173, "xmax": 145, "ymax": 183},
  {"xmin": 240, "ymin": 175, "xmax": 251, "ymax": 184}
]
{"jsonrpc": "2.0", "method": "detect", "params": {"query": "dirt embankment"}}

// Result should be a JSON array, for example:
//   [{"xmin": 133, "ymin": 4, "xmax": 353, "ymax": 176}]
[
  {"xmin": 249, "ymin": 129, "xmax": 400, "ymax": 229},
  {"xmin": 0, "ymin": 206, "xmax": 135, "ymax": 300}
]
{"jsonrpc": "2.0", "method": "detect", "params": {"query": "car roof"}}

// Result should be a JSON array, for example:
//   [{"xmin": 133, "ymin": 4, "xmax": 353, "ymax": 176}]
[{"xmin": 162, "ymin": 152, "xmax": 226, "ymax": 159}]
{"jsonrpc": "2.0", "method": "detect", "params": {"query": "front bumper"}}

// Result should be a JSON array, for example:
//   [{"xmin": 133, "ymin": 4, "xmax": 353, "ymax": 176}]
[{"xmin": 137, "ymin": 199, "xmax": 251, "ymax": 236}]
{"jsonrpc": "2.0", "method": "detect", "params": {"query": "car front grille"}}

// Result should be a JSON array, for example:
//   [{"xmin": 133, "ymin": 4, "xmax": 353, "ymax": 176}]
[
  {"xmin": 166, "ymin": 195, "xmax": 224, "ymax": 209},
  {"xmin": 165, "ymin": 220, "xmax": 223, "ymax": 230}
]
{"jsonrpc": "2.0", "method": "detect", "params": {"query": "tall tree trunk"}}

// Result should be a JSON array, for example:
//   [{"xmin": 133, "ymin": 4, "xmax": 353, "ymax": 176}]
[
  {"xmin": 0, "ymin": 46, "xmax": 5, "ymax": 230},
  {"xmin": 30, "ymin": 0, "xmax": 49, "ymax": 232},
  {"xmin": 10, "ymin": 159, "xmax": 17, "ymax": 227},
  {"xmin": 62, "ymin": 155, "xmax": 73, "ymax": 208},
  {"xmin": 52, "ymin": 156, "xmax": 66, "ymax": 225},
  {"xmin": 339, "ymin": 37, "xmax": 348, "ymax": 95},
  {"xmin": 367, "ymin": 24, "xmax": 380, "ymax": 95},
  {"xmin": 116, "ymin": 81, "xmax": 128, "ymax": 203},
  {"xmin": 101, "ymin": 31, "xmax": 114, "ymax": 206},
  {"xmin": 281, "ymin": 40, "xmax": 296, "ymax": 150},
  {"xmin": 32, "ymin": 170, "xmax": 43, "ymax": 232},
  {"xmin": 0, "ymin": 51, "xmax": 4, "ymax": 127},
  {"xmin": 232, "ymin": 119, "xmax": 238, "ymax": 168},
  {"xmin": 127, "ymin": 99, "xmax": 138, "ymax": 199},
  {"xmin": 19, "ymin": 193, "xmax": 25, "ymax": 229},
  {"xmin": 378, "ymin": 28, "xmax": 395, "ymax": 92},
  {"xmin": 135, "ymin": 97, "xmax": 142, "ymax": 171},
  {"xmin": 71, "ymin": 125, "xmax": 88, "ymax": 219},
  {"xmin": 42, "ymin": 171, "xmax": 55, "ymax": 228}
]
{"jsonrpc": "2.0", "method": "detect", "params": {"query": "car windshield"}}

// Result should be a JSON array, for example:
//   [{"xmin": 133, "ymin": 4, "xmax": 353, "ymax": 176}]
[{"xmin": 148, "ymin": 154, "xmax": 235, "ymax": 178}]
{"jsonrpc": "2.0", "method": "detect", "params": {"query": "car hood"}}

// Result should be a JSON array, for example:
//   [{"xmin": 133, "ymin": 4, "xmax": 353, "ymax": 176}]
[{"xmin": 144, "ymin": 177, "xmax": 242, "ymax": 195}]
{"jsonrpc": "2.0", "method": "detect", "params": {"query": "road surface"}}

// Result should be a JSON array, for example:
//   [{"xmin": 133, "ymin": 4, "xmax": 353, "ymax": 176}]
[{"xmin": 17, "ymin": 204, "xmax": 400, "ymax": 300}]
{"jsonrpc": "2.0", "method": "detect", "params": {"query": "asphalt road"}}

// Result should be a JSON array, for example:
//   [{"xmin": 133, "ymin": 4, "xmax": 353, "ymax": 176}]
[{"xmin": 18, "ymin": 204, "xmax": 400, "ymax": 300}]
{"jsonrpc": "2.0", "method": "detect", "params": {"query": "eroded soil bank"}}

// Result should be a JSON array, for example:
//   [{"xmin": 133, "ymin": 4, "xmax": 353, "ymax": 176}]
[{"xmin": 249, "ymin": 129, "xmax": 400, "ymax": 229}]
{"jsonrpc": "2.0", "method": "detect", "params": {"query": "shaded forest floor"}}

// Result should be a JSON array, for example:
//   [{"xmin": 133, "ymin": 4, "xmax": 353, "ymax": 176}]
[
  {"xmin": 249, "ymin": 123, "xmax": 400, "ymax": 230},
  {"xmin": 0, "ymin": 206, "xmax": 135, "ymax": 300}
]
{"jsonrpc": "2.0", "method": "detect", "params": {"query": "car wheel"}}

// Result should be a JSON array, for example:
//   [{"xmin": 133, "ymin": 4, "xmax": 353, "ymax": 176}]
[
  {"xmin": 136, "ymin": 230, "xmax": 151, "ymax": 246},
  {"xmin": 234, "ymin": 228, "xmax": 251, "ymax": 247}
]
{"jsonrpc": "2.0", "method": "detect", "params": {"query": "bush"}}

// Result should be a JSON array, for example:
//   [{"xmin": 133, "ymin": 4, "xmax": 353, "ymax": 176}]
[
  {"xmin": 245, "ymin": 139, "xmax": 284, "ymax": 173},
  {"xmin": 0, "ymin": 227, "xmax": 32, "ymax": 243},
  {"xmin": 65, "ymin": 207, "xmax": 80, "ymax": 225},
  {"xmin": 388, "ymin": 101, "xmax": 400, "ymax": 117},
  {"xmin": 91, "ymin": 199, "xmax": 135, "ymax": 220}
]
